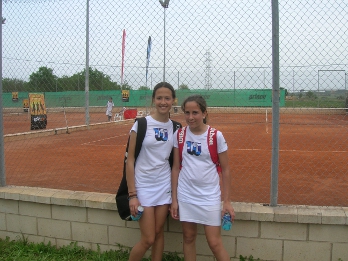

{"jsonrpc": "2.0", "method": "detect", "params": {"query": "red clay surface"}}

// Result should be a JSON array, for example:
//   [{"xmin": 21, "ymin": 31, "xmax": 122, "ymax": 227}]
[{"xmin": 3, "ymin": 111, "xmax": 348, "ymax": 207}]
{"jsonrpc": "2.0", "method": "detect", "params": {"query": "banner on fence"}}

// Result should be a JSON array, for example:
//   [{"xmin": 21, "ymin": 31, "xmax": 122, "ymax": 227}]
[
  {"xmin": 29, "ymin": 93, "xmax": 47, "ymax": 130},
  {"xmin": 122, "ymin": 90, "xmax": 130, "ymax": 102}
]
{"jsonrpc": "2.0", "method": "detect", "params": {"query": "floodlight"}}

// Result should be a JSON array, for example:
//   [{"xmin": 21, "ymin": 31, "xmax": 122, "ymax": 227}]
[{"xmin": 159, "ymin": 0, "xmax": 170, "ymax": 8}]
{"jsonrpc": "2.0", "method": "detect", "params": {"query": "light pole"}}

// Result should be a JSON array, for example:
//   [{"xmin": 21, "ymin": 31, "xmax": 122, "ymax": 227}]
[{"xmin": 159, "ymin": 0, "xmax": 170, "ymax": 82}]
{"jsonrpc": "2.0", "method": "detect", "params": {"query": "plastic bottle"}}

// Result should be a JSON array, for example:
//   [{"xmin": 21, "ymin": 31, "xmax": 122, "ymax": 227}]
[
  {"xmin": 222, "ymin": 213, "xmax": 232, "ymax": 231},
  {"xmin": 131, "ymin": 206, "xmax": 144, "ymax": 221}
]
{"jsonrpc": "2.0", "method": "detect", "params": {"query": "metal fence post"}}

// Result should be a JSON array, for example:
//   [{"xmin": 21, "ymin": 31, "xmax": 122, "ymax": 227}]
[
  {"xmin": 0, "ymin": 0, "xmax": 6, "ymax": 187},
  {"xmin": 270, "ymin": 0, "xmax": 280, "ymax": 206},
  {"xmin": 85, "ymin": 0, "xmax": 90, "ymax": 126}
]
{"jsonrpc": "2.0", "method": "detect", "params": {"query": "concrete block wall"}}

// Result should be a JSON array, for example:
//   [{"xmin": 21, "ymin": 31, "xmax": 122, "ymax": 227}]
[{"xmin": 0, "ymin": 186, "xmax": 347, "ymax": 261}]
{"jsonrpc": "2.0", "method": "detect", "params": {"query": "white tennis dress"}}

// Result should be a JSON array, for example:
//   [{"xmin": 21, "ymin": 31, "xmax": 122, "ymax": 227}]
[
  {"xmin": 174, "ymin": 126, "xmax": 228, "ymax": 226},
  {"xmin": 131, "ymin": 116, "xmax": 174, "ymax": 207}
]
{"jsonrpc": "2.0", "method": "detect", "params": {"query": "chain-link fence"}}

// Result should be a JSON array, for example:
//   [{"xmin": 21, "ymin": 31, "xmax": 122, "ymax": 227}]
[{"xmin": 1, "ymin": 0, "xmax": 347, "ymax": 207}]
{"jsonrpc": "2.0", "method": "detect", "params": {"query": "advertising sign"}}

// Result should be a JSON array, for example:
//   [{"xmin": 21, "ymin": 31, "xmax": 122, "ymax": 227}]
[
  {"xmin": 29, "ymin": 93, "xmax": 47, "ymax": 130},
  {"xmin": 122, "ymin": 90, "xmax": 129, "ymax": 102}
]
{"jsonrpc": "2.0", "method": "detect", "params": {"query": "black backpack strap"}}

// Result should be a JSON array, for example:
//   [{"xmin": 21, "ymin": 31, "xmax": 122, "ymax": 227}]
[
  {"xmin": 123, "ymin": 117, "xmax": 147, "ymax": 165},
  {"xmin": 134, "ymin": 117, "xmax": 147, "ymax": 160},
  {"xmin": 171, "ymin": 120, "xmax": 182, "ymax": 132},
  {"xmin": 169, "ymin": 120, "xmax": 182, "ymax": 168}
]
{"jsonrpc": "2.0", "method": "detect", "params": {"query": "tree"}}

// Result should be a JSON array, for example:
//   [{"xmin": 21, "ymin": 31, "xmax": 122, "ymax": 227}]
[
  {"xmin": 179, "ymin": 84, "xmax": 189, "ymax": 90},
  {"xmin": 121, "ymin": 81, "xmax": 133, "ymax": 90},
  {"xmin": 63, "ymin": 68, "xmax": 121, "ymax": 91},
  {"xmin": 84, "ymin": 67, "xmax": 121, "ymax": 91},
  {"xmin": 59, "ymin": 71, "xmax": 85, "ymax": 92},
  {"xmin": 88, "ymin": 67, "xmax": 107, "ymax": 91},
  {"xmin": 13, "ymin": 66, "xmax": 122, "ymax": 92},
  {"xmin": 138, "ymin": 86, "xmax": 150, "ymax": 90},
  {"xmin": 2, "ymin": 78, "xmax": 27, "ymax": 92},
  {"xmin": 28, "ymin": 67, "xmax": 57, "ymax": 92},
  {"xmin": 58, "ymin": 75, "xmax": 75, "ymax": 92}
]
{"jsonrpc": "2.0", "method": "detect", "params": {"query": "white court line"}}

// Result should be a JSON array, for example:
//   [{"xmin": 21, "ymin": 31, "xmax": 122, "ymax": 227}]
[{"xmin": 81, "ymin": 133, "xmax": 128, "ymax": 146}]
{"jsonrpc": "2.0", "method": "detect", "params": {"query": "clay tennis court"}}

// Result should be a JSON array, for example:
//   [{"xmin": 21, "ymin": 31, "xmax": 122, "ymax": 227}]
[{"xmin": 3, "ymin": 108, "xmax": 348, "ymax": 207}]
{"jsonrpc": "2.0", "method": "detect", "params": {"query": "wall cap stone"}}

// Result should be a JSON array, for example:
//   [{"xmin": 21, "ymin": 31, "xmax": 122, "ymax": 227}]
[{"xmin": 0, "ymin": 186, "xmax": 347, "ymax": 225}]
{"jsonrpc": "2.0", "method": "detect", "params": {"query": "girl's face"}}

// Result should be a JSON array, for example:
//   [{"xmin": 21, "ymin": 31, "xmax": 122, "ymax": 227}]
[
  {"xmin": 183, "ymin": 101, "xmax": 207, "ymax": 130},
  {"xmin": 153, "ymin": 87, "xmax": 174, "ymax": 115}
]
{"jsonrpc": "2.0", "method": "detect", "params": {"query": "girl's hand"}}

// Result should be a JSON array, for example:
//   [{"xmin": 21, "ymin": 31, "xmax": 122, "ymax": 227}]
[
  {"xmin": 222, "ymin": 201, "xmax": 235, "ymax": 222},
  {"xmin": 129, "ymin": 197, "xmax": 140, "ymax": 217},
  {"xmin": 170, "ymin": 201, "xmax": 180, "ymax": 220}
]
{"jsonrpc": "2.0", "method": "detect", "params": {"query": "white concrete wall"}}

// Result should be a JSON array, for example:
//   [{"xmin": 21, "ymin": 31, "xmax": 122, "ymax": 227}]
[{"xmin": 0, "ymin": 186, "xmax": 347, "ymax": 261}]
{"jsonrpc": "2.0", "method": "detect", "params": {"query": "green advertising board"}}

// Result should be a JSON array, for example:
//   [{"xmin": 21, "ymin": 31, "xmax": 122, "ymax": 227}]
[{"xmin": 2, "ymin": 89, "xmax": 285, "ymax": 108}]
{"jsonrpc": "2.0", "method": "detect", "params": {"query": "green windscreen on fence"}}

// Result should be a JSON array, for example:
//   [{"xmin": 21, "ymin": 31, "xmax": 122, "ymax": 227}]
[{"xmin": 2, "ymin": 89, "xmax": 285, "ymax": 108}]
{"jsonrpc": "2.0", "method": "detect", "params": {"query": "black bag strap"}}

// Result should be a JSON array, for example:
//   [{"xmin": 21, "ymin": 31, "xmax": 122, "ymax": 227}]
[
  {"xmin": 134, "ymin": 117, "xmax": 147, "ymax": 160},
  {"xmin": 169, "ymin": 120, "xmax": 182, "ymax": 167},
  {"xmin": 171, "ymin": 120, "xmax": 182, "ymax": 133},
  {"xmin": 122, "ymin": 117, "xmax": 147, "ymax": 185}
]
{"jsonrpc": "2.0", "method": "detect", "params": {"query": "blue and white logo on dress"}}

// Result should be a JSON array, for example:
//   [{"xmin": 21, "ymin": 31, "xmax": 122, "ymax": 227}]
[
  {"xmin": 153, "ymin": 128, "xmax": 169, "ymax": 141},
  {"xmin": 186, "ymin": 141, "xmax": 202, "ymax": 156}
]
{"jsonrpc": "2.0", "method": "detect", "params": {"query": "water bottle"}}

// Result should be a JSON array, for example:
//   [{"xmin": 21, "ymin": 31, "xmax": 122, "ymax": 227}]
[
  {"xmin": 222, "ymin": 213, "xmax": 232, "ymax": 231},
  {"xmin": 131, "ymin": 206, "xmax": 144, "ymax": 221}
]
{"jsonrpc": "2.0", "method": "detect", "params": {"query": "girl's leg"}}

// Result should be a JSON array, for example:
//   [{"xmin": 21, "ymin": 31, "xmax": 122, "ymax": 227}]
[
  {"xmin": 204, "ymin": 225, "xmax": 230, "ymax": 261},
  {"xmin": 182, "ymin": 222, "xmax": 197, "ymax": 261},
  {"xmin": 128, "ymin": 207, "xmax": 156, "ymax": 261},
  {"xmin": 150, "ymin": 204, "xmax": 170, "ymax": 261}
]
